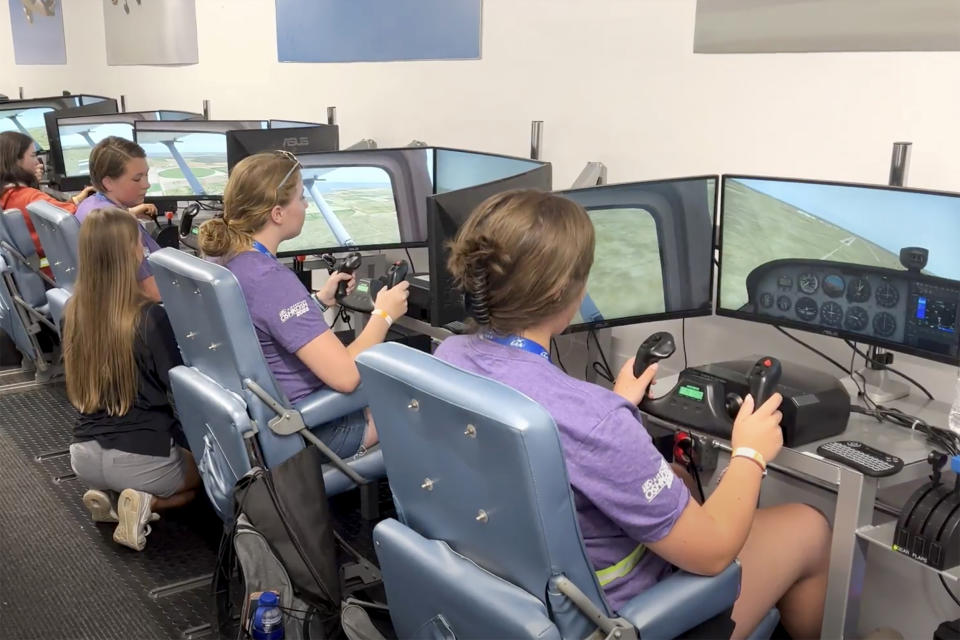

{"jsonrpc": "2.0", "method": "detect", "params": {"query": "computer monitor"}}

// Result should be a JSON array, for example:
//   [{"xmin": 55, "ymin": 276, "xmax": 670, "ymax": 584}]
[
  {"xmin": 561, "ymin": 176, "xmax": 718, "ymax": 332},
  {"xmin": 428, "ymin": 160, "xmax": 553, "ymax": 327},
  {"xmin": 43, "ymin": 99, "xmax": 120, "ymax": 176},
  {"xmin": 717, "ymin": 175, "xmax": 960, "ymax": 364},
  {"xmin": 276, "ymin": 146, "xmax": 435, "ymax": 257},
  {"xmin": 134, "ymin": 120, "xmax": 267, "ymax": 199},
  {"xmin": 269, "ymin": 120, "xmax": 322, "ymax": 128},
  {"xmin": 226, "ymin": 124, "xmax": 339, "ymax": 172},
  {"xmin": 0, "ymin": 95, "xmax": 114, "ymax": 152},
  {"xmin": 53, "ymin": 110, "xmax": 200, "ymax": 189}
]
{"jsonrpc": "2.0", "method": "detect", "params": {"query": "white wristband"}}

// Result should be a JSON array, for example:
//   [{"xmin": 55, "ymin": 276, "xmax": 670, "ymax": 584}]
[
  {"xmin": 372, "ymin": 308, "xmax": 393, "ymax": 327},
  {"xmin": 731, "ymin": 447, "xmax": 767, "ymax": 476}
]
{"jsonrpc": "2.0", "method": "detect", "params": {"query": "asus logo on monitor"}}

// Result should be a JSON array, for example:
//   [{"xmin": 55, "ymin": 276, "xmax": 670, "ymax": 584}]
[{"xmin": 282, "ymin": 136, "xmax": 311, "ymax": 148}]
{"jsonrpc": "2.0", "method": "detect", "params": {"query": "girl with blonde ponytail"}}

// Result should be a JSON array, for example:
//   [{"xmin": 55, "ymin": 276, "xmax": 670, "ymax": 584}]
[
  {"xmin": 65, "ymin": 208, "xmax": 200, "ymax": 552},
  {"xmin": 198, "ymin": 151, "xmax": 411, "ymax": 459}
]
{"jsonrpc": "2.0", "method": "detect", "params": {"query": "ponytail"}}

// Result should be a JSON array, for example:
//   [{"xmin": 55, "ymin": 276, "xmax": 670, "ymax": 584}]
[{"xmin": 197, "ymin": 216, "xmax": 253, "ymax": 258}]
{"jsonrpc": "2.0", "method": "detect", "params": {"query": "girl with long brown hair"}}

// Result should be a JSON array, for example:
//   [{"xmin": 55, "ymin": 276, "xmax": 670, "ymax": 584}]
[
  {"xmin": 65, "ymin": 208, "xmax": 200, "ymax": 551},
  {"xmin": 0, "ymin": 131, "xmax": 94, "ymax": 273}
]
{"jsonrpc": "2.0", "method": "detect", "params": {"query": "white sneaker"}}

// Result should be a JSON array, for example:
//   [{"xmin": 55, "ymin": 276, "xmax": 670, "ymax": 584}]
[
  {"xmin": 82, "ymin": 489, "xmax": 118, "ymax": 523},
  {"xmin": 113, "ymin": 489, "xmax": 155, "ymax": 551}
]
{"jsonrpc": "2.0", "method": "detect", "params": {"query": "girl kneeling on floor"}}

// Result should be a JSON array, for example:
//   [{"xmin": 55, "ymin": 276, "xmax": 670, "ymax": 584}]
[{"xmin": 64, "ymin": 207, "xmax": 200, "ymax": 551}]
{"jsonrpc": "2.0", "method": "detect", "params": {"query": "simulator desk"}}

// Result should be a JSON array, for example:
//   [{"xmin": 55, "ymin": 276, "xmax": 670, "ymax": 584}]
[{"xmin": 642, "ymin": 378, "xmax": 959, "ymax": 639}]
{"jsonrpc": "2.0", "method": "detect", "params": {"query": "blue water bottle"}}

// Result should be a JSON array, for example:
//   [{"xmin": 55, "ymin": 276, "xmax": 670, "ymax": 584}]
[{"xmin": 251, "ymin": 591, "xmax": 284, "ymax": 640}]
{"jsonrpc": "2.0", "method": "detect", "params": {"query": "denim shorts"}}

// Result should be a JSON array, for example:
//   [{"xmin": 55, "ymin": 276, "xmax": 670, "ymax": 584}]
[
  {"xmin": 312, "ymin": 409, "xmax": 368, "ymax": 460},
  {"xmin": 70, "ymin": 439, "xmax": 188, "ymax": 498}
]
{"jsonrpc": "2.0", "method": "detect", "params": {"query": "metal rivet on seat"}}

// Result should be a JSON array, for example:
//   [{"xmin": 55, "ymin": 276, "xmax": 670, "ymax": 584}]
[
  {"xmin": 464, "ymin": 424, "xmax": 476, "ymax": 438},
  {"xmin": 408, "ymin": 399, "xmax": 419, "ymax": 411},
  {"xmin": 421, "ymin": 478, "xmax": 434, "ymax": 491},
  {"xmin": 208, "ymin": 342, "xmax": 220, "ymax": 351},
  {"xmin": 185, "ymin": 331, "xmax": 197, "ymax": 339},
  {"xmin": 475, "ymin": 509, "xmax": 488, "ymax": 524},
  {"xmin": 194, "ymin": 288, "xmax": 201, "ymax": 295}
]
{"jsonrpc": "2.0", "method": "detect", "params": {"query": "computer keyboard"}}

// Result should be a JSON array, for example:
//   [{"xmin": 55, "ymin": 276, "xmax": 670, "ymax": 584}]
[{"xmin": 816, "ymin": 440, "xmax": 904, "ymax": 477}]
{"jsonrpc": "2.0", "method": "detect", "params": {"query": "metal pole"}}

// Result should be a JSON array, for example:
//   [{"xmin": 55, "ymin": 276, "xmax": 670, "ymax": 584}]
[
  {"xmin": 857, "ymin": 141, "xmax": 913, "ymax": 401},
  {"xmin": 327, "ymin": 106, "xmax": 337, "ymax": 126},
  {"xmin": 202, "ymin": 99, "xmax": 210, "ymax": 119},
  {"xmin": 119, "ymin": 94, "xmax": 127, "ymax": 112},
  {"xmin": 888, "ymin": 142, "xmax": 911, "ymax": 187},
  {"xmin": 530, "ymin": 120, "xmax": 543, "ymax": 160}
]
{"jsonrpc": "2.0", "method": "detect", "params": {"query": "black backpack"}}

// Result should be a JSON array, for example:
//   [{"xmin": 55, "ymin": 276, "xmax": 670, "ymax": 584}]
[{"xmin": 213, "ymin": 445, "xmax": 387, "ymax": 639}]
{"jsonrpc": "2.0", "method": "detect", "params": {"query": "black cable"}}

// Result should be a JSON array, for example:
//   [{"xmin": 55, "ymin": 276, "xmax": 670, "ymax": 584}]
[
  {"xmin": 845, "ymin": 341, "xmax": 935, "ymax": 401},
  {"xmin": 681, "ymin": 318, "xmax": 689, "ymax": 369},
  {"xmin": 550, "ymin": 337, "xmax": 568, "ymax": 373},
  {"xmin": 404, "ymin": 247, "xmax": 417, "ymax": 273},
  {"xmin": 589, "ymin": 328, "xmax": 614, "ymax": 382},
  {"xmin": 774, "ymin": 326, "xmax": 851, "ymax": 376},
  {"xmin": 689, "ymin": 461, "xmax": 705, "ymax": 504},
  {"xmin": 941, "ymin": 575, "xmax": 960, "ymax": 609},
  {"xmin": 592, "ymin": 361, "xmax": 614, "ymax": 383}
]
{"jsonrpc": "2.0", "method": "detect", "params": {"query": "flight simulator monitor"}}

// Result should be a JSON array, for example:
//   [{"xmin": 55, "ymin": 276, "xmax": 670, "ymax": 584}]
[
  {"xmin": 277, "ymin": 147, "xmax": 434, "ymax": 257},
  {"xmin": 718, "ymin": 176, "xmax": 960, "ymax": 364},
  {"xmin": 43, "ymin": 99, "xmax": 121, "ymax": 176},
  {"xmin": 54, "ymin": 110, "xmax": 200, "ymax": 188},
  {"xmin": 134, "ymin": 120, "xmax": 267, "ymax": 199},
  {"xmin": 0, "ymin": 95, "xmax": 115, "ymax": 152},
  {"xmin": 560, "ymin": 176, "xmax": 717, "ymax": 331},
  {"xmin": 428, "ymin": 157, "xmax": 553, "ymax": 327},
  {"xmin": 226, "ymin": 124, "xmax": 339, "ymax": 172}
]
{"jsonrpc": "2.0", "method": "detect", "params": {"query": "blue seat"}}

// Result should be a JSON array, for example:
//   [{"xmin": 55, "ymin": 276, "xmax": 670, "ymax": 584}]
[
  {"xmin": 0, "ymin": 209, "xmax": 57, "ymax": 372},
  {"xmin": 23, "ymin": 200, "xmax": 80, "ymax": 336},
  {"xmin": 25, "ymin": 200, "xmax": 81, "ymax": 291},
  {"xmin": 147, "ymin": 247, "xmax": 385, "ymax": 520},
  {"xmin": 356, "ymin": 342, "xmax": 780, "ymax": 640}
]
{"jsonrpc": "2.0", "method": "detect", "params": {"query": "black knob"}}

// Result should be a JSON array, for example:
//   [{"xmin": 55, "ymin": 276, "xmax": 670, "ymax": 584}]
[{"xmin": 634, "ymin": 332, "xmax": 676, "ymax": 377}]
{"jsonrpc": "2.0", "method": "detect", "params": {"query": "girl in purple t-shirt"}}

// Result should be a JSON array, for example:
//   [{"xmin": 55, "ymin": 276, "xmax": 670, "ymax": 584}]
[
  {"xmin": 76, "ymin": 136, "xmax": 164, "ymax": 301},
  {"xmin": 437, "ymin": 189, "xmax": 830, "ymax": 639},
  {"xmin": 197, "ymin": 152, "xmax": 409, "ymax": 458}
]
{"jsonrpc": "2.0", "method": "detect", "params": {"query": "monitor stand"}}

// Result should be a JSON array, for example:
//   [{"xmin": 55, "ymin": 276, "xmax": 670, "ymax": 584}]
[{"xmin": 842, "ymin": 345, "xmax": 909, "ymax": 404}]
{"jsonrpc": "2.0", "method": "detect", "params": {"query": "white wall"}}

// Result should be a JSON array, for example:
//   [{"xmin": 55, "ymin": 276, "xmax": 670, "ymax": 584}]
[{"xmin": 3, "ymin": 0, "xmax": 960, "ymax": 631}]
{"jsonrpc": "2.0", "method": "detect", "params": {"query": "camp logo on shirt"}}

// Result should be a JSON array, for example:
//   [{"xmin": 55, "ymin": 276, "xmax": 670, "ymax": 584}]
[
  {"xmin": 279, "ymin": 299, "xmax": 311, "ymax": 323},
  {"xmin": 642, "ymin": 458, "xmax": 675, "ymax": 502}
]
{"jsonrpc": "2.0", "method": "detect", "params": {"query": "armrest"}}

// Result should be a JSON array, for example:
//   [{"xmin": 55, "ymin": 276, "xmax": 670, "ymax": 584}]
[
  {"xmin": 617, "ymin": 562, "xmax": 741, "ymax": 640},
  {"xmin": 323, "ymin": 445, "xmax": 385, "ymax": 496},
  {"xmin": 293, "ymin": 385, "xmax": 367, "ymax": 427}
]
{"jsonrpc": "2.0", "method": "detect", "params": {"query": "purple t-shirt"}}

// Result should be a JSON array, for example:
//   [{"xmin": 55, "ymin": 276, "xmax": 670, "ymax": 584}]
[
  {"xmin": 75, "ymin": 193, "xmax": 159, "ymax": 282},
  {"xmin": 435, "ymin": 334, "xmax": 690, "ymax": 611},
  {"xmin": 225, "ymin": 250, "xmax": 330, "ymax": 403}
]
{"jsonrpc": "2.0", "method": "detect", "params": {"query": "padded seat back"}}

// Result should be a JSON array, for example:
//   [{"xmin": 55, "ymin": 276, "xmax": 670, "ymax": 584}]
[
  {"xmin": 356, "ymin": 342, "xmax": 611, "ymax": 639},
  {"xmin": 169, "ymin": 365, "xmax": 253, "ymax": 520},
  {"xmin": 148, "ymin": 248, "xmax": 306, "ymax": 468},
  {"xmin": 0, "ymin": 254, "xmax": 37, "ymax": 362},
  {"xmin": 0, "ymin": 209, "xmax": 47, "ymax": 308},
  {"xmin": 26, "ymin": 200, "xmax": 81, "ymax": 291}
]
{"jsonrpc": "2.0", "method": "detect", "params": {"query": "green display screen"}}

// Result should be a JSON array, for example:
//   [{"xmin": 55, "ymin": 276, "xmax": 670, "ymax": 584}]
[
  {"xmin": 678, "ymin": 385, "xmax": 704, "ymax": 401},
  {"xmin": 357, "ymin": 282, "xmax": 369, "ymax": 293}
]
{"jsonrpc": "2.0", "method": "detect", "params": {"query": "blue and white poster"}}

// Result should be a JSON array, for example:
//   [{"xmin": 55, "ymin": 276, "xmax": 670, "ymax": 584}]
[
  {"xmin": 7, "ymin": 0, "xmax": 66, "ymax": 64},
  {"xmin": 275, "ymin": 0, "xmax": 482, "ymax": 63}
]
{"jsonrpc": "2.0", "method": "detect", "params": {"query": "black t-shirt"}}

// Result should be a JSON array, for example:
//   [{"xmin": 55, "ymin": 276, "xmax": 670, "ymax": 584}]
[{"xmin": 73, "ymin": 303, "xmax": 184, "ymax": 457}]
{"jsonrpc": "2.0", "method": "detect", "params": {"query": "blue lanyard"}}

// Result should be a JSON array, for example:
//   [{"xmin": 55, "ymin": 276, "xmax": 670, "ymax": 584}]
[
  {"xmin": 251, "ymin": 240, "xmax": 274, "ymax": 259},
  {"xmin": 482, "ymin": 332, "xmax": 551, "ymax": 360}
]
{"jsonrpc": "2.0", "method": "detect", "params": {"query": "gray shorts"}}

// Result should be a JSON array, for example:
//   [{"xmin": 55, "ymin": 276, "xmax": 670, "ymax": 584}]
[{"xmin": 69, "ymin": 439, "xmax": 189, "ymax": 499}]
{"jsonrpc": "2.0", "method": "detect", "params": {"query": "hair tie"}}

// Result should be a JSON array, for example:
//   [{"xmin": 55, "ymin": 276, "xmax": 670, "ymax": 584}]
[{"xmin": 468, "ymin": 263, "xmax": 491, "ymax": 326}]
